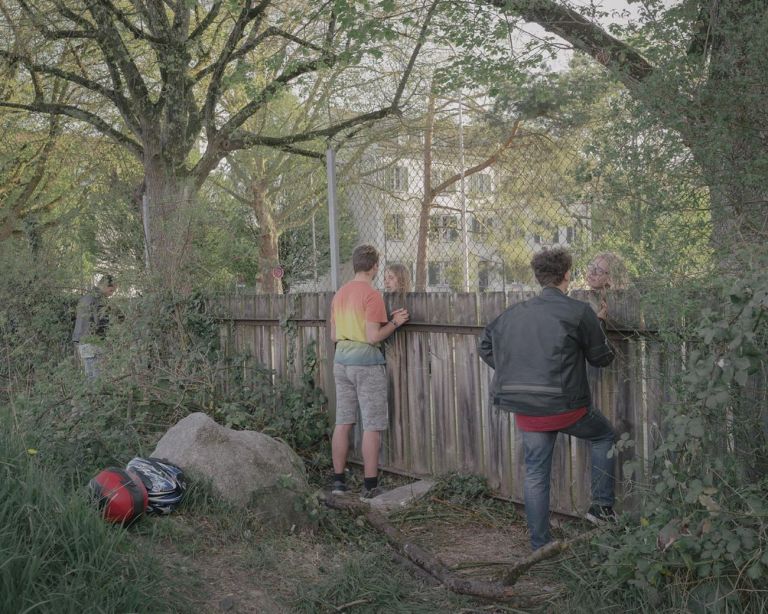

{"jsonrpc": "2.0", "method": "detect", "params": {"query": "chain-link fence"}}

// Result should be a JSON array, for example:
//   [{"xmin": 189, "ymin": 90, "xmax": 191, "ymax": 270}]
[{"xmin": 290, "ymin": 120, "xmax": 588, "ymax": 294}]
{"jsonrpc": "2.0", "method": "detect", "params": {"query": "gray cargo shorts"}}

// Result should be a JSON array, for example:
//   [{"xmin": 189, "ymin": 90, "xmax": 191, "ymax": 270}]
[{"xmin": 333, "ymin": 363, "xmax": 388, "ymax": 431}]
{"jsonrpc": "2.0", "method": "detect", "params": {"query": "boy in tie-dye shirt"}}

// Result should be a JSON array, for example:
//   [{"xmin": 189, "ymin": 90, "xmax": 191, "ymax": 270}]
[{"xmin": 329, "ymin": 244, "xmax": 409, "ymax": 499}]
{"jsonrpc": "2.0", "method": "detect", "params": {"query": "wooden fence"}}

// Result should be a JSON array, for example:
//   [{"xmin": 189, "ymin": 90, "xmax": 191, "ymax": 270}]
[{"xmin": 217, "ymin": 290, "xmax": 679, "ymax": 516}]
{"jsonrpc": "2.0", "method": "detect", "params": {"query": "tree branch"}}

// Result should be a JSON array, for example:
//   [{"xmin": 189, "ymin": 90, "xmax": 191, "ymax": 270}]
[
  {"xmin": 188, "ymin": 0, "xmax": 222, "ymax": 40},
  {"xmin": 501, "ymin": 528, "xmax": 601, "ymax": 585},
  {"xmin": 201, "ymin": 0, "xmax": 272, "ymax": 137},
  {"xmin": 16, "ymin": 0, "xmax": 97, "ymax": 39},
  {"xmin": 193, "ymin": 0, "xmax": 436, "ymax": 185},
  {"xmin": 86, "ymin": 1, "xmax": 153, "ymax": 118},
  {"xmin": 217, "ymin": 56, "xmax": 328, "ymax": 140},
  {"xmin": 0, "ymin": 100, "xmax": 143, "ymax": 158},
  {"xmin": 266, "ymin": 26, "xmax": 325, "ymax": 53},
  {"xmin": 0, "ymin": 49, "xmax": 137, "ymax": 128},
  {"xmin": 210, "ymin": 177, "xmax": 250, "ymax": 205},
  {"xmin": 101, "ymin": 0, "xmax": 167, "ymax": 44},
  {"xmin": 0, "ymin": 114, "xmax": 61, "ymax": 240},
  {"xmin": 225, "ymin": 107, "xmax": 396, "ymax": 150},
  {"xmin": 273, "ymin": 144, "xmax": 325, "ymax": 159},
  {"xmin": 140, "ymin": 0, "xmax": 172, "ymax": 38},
  {"xmin": 431, "ymin": 119, "xmax": 522, "ymax": 196},
  {"xmin": 391, "ymin": 0, "xmax": 440, "ymax": 110},
  {"xmin": 324, "ymin": 494, "xmax": 544, "ymax": 605},
  {"xmin": 487, "ymin": 0, "xmax": 655, "ymax": 88},
  {"xmin": 193, "ymin": 23, "xmax": 293, "ymax": 83}
]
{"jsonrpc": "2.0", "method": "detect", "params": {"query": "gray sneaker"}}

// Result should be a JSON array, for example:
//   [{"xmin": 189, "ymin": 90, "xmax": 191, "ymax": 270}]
[
  {"xmin": 331, "ymin": 480, "xmax": 347, "ymax": 495},
  {"xmin": 360, "ymin": 485, "xmax": 383, "ymax": 500}
]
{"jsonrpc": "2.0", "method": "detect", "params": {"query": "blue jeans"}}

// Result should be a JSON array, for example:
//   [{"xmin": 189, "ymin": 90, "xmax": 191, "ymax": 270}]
[{"xmin": 521, "ymin": 408, "xmax": 616, "ymax": 550}]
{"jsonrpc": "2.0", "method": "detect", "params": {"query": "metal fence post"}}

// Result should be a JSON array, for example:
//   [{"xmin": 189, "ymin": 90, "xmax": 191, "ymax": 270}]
[{"xmin": 326, "ymin": 146, "xmax": 341, "ymax": 290}]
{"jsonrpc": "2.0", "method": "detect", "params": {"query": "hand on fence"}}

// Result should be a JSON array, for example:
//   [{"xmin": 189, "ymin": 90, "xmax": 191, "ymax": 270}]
[
  {"xmin": 391, "ymin": 308, "xmax": 410, "ymax": 328},
  {"xmin": 597, "ymin": 299, "xmax": 609, "ymax": 321}
]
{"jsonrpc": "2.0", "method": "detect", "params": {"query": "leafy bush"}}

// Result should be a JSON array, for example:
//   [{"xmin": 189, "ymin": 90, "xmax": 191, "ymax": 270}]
[
  {"xmin": 562, "ymin": 255, "xmax": 768, "ymax": 611},
  {"xmin": 11, "ymin": 287, "xmax": 330, "ymax": 480},
  {"xmin": 0, "ymin": 245, "xmax": 78, "ymax": 402}
]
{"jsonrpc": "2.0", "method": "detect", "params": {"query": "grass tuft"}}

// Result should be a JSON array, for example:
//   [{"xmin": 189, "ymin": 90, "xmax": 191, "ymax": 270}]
[{"xmin": 0, "ymin": 425, "xmax": 191, "ymax": 613}]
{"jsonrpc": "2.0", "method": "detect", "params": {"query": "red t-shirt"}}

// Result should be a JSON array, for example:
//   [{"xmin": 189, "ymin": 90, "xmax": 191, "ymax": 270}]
[{"xmin": 515, "ymin": 407, "xmax": 587, "ymax": 432}]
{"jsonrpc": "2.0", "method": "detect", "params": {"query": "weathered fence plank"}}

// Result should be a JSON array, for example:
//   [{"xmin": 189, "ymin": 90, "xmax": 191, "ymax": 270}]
[{"xmin": 221, "ymin": 289, "xmax": 672, "ymax": 517}]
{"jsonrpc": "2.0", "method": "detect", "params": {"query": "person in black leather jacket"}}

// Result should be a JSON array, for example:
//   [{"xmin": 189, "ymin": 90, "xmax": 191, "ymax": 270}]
[{"xmin": 479, "ymin": 247, "xmax": 618, "ymax": 550}]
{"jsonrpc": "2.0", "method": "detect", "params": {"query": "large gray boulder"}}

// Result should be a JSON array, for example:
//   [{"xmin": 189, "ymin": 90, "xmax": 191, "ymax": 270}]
[{"xmin": 151, "ymin": 412, "xmax": 309, "ymax": 527}]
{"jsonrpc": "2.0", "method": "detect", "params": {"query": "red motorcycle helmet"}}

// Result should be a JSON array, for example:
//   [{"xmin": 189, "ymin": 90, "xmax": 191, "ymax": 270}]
[{"xmin": 89, "ymin": 467, "xmax": 148, "ymax": 525}]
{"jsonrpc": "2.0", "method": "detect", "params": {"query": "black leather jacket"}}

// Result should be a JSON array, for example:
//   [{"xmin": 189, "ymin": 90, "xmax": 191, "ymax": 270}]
[{"xmin": 479, "ymin": 287, "xmax": 614, "ymax": 416}]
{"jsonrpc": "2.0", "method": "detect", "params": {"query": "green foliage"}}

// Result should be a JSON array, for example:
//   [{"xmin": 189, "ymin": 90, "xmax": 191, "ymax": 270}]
[
  {"xmin": 0, "ymin": 426, "xmax": 190, "ymax": 613},
  {"xmin": 3, "ymin": 277, "xmax": 329, "ymax": 481},
  {"xmin": 561, "ymin": 253, "xmax": 768, "ymax": 611},
  {"xmin": 214, "ymin": 337, "xmax": 329, "ymax": 464},
  {"xmin": 0, "ymin": 241, "xmax": 79, "ymax": 401},
  {"xmin": 430, "ymin": 472, "xmax": 491, "ymax": 504}
]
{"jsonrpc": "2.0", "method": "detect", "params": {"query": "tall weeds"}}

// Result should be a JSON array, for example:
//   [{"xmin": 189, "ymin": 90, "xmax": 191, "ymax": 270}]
[{"xmin": 0, "ymin": 426, "xmax": 190, "ymax": 613}]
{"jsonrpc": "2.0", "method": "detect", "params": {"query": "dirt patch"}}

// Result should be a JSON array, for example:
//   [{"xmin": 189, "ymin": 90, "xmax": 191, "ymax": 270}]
[
  {"xmin": 143, "ymin": 484, "xmax": 578, "ymax": 612},
  {"xmin": 184, "ymin": 549, "xmax": 285, "ymax": 614},
  {"xmin": 402, "ymin": 520, "xmax": 564, "ymax": 598},
  {"xmin": 148, "ymin": 514, "xmax": 357, "ymax": 613}
]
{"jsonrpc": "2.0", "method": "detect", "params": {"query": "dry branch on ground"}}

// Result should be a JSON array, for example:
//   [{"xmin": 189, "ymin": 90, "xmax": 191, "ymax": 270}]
[{"xmin": 324, "ymin": 493, "xmax": 600, "ymax": 604}]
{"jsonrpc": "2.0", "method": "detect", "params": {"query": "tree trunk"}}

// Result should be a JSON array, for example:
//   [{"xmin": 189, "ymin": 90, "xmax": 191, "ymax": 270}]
[
  {"xmin": 414, "ymin": 200, "xmax": 433, "ymax": 291},
  {"xmin": 143, "ymin": 147, "xmax": 197, "ymax": 291},
  {"xmin": 250, "ymin": 177, "xmax": 283, "ymax": 294}
]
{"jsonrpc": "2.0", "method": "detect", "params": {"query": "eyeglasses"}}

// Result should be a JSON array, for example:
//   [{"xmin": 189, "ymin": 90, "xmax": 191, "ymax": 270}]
[{"xmin": 587, "ymin": 264, "xmax": 608, "ymax": 275}]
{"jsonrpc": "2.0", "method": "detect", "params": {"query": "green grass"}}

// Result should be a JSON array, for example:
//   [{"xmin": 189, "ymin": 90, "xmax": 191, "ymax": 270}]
[{"xmin": 0, "ymin": 425, "xmax": 191, "ymax": 614}]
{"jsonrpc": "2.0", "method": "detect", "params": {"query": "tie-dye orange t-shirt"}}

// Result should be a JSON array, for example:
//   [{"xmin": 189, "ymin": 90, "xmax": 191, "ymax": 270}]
[{"xmin": 331, "ymin": 280, "xmax": 388, "ymax": 365}]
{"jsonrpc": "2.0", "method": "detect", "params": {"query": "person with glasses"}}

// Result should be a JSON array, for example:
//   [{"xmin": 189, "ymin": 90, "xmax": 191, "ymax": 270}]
[
  {"xmin": 585, "ymin": 251, "xmax": 639, "ymax": 330},
  {"xmin": 586, "ymin": 252, "xmax": 629, "ymax": 291}
]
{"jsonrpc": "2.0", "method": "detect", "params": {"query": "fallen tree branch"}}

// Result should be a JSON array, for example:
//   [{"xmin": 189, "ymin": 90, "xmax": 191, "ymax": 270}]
[
  {"xmin": 500, "ymin": 528, "xmax": 601, "ymax": 585},
  {"xmin": 324, "ymin": 494, "xmax": 556, "ymax": 605}
]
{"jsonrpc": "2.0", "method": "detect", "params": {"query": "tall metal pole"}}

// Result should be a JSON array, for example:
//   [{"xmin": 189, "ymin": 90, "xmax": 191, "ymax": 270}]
[
  {"xmin": 311, "ymin": 212, "xmax": 318, "ymax": 284},
  {"xmin": 458, "ymin": 91, "xmax": 470, "ymax": 292},
  {"xmin": 326, "ymin": 147, "xmax": 341, "ymax": 290}
]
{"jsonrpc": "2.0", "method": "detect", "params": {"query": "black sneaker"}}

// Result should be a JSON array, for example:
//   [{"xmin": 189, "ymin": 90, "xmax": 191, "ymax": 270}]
[
  {"xmin": 360, "ymin": 485, "xmax": 383, "ymax": 500},
  {"xmin": 585, "ymin": 504, "xmax": 618, "ymax": 525},
  {"xmin": 331, "ymin": 480, "xmax": 347, "ymax": 495}
]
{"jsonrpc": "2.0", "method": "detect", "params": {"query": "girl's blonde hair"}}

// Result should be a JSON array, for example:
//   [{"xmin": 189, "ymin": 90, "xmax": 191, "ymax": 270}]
[{"xmin": 385, "ymin": 263, "xmax": 411, "ymax": 294}]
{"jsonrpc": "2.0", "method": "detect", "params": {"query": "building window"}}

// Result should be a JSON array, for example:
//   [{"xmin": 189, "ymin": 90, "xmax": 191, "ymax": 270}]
[
  {"xmin": 385, "ymin": 165, "xmax": 409, "ymax": 192},
  {"xmin": 552, "ymin": 228, "xmax": 560, "ymax": 244},
  {"xmin": 468, "ymin": 173, "xmax": 492, "ymax": 195},
  {"xmin": 566, "ymin": 226, "xmax": 576, "ymax": 243},
  {"xmin": 428, "ymin": 261, "xmax": 450, "ymax": 287},
  {"xmin": 385, "ymin": 213, "xmax": 405, "ymax": 241},
  {"xmin": 429, "ymin": 214, "xmax": 458, "ymax": 242}
]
